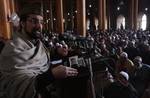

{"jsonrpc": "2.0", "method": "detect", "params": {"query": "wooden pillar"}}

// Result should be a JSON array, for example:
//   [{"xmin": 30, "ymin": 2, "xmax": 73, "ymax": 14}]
[
  {"xmin": 0, "ymin": 0, "xmax": 12, "ymax": 39},
  {"xmin": 55, "ymin": 0, "xmax": 64, "ymax": 34},
  {"xmin": 9, "ymin": 0, "xmax": 15, "ymax": 13},
  {"xmin": 98, "ymin": 0, "xmax": 106, "ymax": 31},
  {"xmin": 107, "ymin": 0, "xmax": 111, "ymax": 30},
  {"xmin": 147, "ymin": 13, "xmax": 150, "ymax": 30},
  {"xmin": 49, "ymin": 0, "xmax": 54, "ymax": 32},
  {"xmin": 8, "ymin": 0, "xmax": 16, "ymax": 38},
  {"xmin": 134, "ymin": 0, "xmax": 138, "ymax": 30},
  {"xmin": 76, "ymin": 0, "xmax": 86, "ymax": 37},
  {"xmin": 43, "ymin": 0, "xmax": 49, "ymax": 31},
  {"xmin": 130, "ymin": 0, "xmax": 138, "ymax": 30},
  {"xmin": 14, "ymin": 0, "xmax": 19, "ymax": 12}
]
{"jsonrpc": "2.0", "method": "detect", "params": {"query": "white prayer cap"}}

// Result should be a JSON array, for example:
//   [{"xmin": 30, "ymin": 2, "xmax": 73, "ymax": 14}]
[
  {"xmin": 120, "ymin": 52, "xmax": 128, "ymax": 58},
  {"xmin": 134, "ymin": 56, "xmax": 142, "ymax": 63},
  {"xmin": 56, "ymin": 43, "xmax": 62, "ymax": 48},
  {"xmin": 60, "ymin": 40, "xmax": 66, "ymax": 45},
  {"xmin": 119, "ymin": 71, "xmax": 129, "ymax": 80}
]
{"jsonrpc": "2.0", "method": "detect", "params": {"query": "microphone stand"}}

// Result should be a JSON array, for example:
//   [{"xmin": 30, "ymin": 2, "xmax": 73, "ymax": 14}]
[{"xmin": 85, "ymin": 57, "xmax": 96, "ymax": 98}]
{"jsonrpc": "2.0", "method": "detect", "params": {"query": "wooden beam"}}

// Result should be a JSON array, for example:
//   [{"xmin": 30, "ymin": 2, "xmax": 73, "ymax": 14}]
[
  {"xmin": 0, "ymin": 0, "xmax": 11, "ymax": 39},
  {"xmin": 76, "ymin": 0, "xmax": 86, "ymax": 37},
  {"xmin": 98, "ymin": 0, "xmax": 106, "ymax": 31},
  {"xmin": 130, "ymin": 0, "xmax": 138, "ymax": 30},
  {"xmin": 55, "ymin": 0, "xmax": 64, "ymax": 34}
]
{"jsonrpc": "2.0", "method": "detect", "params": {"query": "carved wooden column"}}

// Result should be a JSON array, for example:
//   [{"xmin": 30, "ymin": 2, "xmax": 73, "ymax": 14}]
[
  {"xmin": 107, "ymin": 0, "xmax": 111, "ymax": 30},
  {"xmin": 98, "ymin": 0, "xmax": 106, "ymax": 31},
  {"xmin": 9, "ymin": 0, "xmax": 16, "ymax": 13},
  {"xmin": 130, "ymin": 0, "xmax": 138, "ymax": 30},
  {"xmin": 0, "ymin": 0, "xmax": 12, "ymax": 39},
  {"xmin": 41, "ymin": 0, "xmax": 50, "ymax": 30},
  {"xmin": 55, "ymin": 0, "xmax": 64, "ymax": 34},
  {"xmin": 49, "ymin": 0, "xmax": 54, "ymax": 32},
  {"xmin": 76, "ymin": 0, "xmax": 86, "ymax": 37}
]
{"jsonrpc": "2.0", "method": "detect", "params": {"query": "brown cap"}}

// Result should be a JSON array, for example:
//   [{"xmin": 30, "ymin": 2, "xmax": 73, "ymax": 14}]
[{"xmin": 19, "ymin": 3, "xmax": 43, "ymax": 21}]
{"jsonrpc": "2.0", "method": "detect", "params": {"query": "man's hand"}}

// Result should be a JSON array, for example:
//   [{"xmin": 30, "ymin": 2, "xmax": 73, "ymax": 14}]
[{"xmin": 51, "ymin": 65, "xmax": 78, "ymax": 79}]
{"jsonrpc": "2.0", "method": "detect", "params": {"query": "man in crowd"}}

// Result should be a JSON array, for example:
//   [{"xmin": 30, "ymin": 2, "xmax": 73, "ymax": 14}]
[
  {"xmin": 116, "ymin": 52, "xmax": 134, "ymax": 77},
  {"xmin": 130, "ymin": 56, "xmax": 150, "ymax": 98},
  {"xmin": 103, "ymin": 71, "xmax": 138, "ymax": 98},
  {"xmin": 0, "ymin": 6, "xmax": 78, "ymax": 98}
]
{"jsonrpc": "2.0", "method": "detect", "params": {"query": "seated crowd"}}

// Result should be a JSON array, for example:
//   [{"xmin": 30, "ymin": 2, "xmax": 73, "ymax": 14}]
[
  {"xmin": 0, "ymin": 7, "xmax": 149, "ymax": 97},
  {"xmin": 0, "ymin": 28, "xmax": 150, "ymax": 98},
  {"xmin": 40, "ymin": 29, "xmax": 150, "ymax": 98}
]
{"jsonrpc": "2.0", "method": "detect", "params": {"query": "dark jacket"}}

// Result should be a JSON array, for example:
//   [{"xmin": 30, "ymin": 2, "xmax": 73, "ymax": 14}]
[{"xmin": 104, "ymin": 81, "xmax": 138, "ymax": 98}]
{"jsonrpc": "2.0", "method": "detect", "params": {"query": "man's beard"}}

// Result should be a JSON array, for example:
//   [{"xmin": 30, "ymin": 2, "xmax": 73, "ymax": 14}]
[{"xmin": 26, "ymin": 28, "xmax": 42, "ymax": 40}]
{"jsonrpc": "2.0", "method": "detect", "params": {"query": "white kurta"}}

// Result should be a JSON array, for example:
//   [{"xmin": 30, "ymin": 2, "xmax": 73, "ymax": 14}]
[{"xmin": 0, "ymin": 31, "xmax": 50, "ymax": 98}]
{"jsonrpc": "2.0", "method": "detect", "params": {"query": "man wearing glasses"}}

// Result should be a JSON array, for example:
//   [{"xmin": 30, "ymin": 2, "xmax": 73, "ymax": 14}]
[{"xmin": 0, "ymin": 6, "xmax": 78, "ymax": 98}]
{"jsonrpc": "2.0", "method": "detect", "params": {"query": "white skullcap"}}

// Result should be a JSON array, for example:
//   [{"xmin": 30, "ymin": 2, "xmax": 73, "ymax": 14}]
[
  {"xmin": 134, "ymin": 56, "xmax": 142, "ymax": 63},
  {"xmin": 60, "ymin": 40, "xmax": 66, "ymax": 45},
  {"xmin": 56, "ymin": 43, "xmax": 62, "ymax": 48},
  {"xmin": 120, "ymin": 52, "xmax": 128, "ymax": 58},
  {"xmin": 119, "ymin": 71, "xmax": 129, "ymax": 80}
]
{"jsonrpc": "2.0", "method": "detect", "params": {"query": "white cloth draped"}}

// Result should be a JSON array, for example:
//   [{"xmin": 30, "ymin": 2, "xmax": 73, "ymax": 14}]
[{"xmin": 0, "ymin": 32, "xmax": 50, "ymax": 98}]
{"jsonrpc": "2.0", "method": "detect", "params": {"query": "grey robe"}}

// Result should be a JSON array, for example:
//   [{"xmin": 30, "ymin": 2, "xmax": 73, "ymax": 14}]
[{"xmin": 0, "ymin": 31, "xmax": 50, "ymax": 98}]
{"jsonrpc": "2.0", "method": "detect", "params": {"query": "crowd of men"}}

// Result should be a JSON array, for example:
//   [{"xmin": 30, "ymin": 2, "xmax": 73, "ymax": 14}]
[
  {"xmin": 41, "ymin": 29, "xmax": 150, "ymax": 98},
  {"xmin": 0, "ymin": 6, "xmax": 150, "ymax": 98}
]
